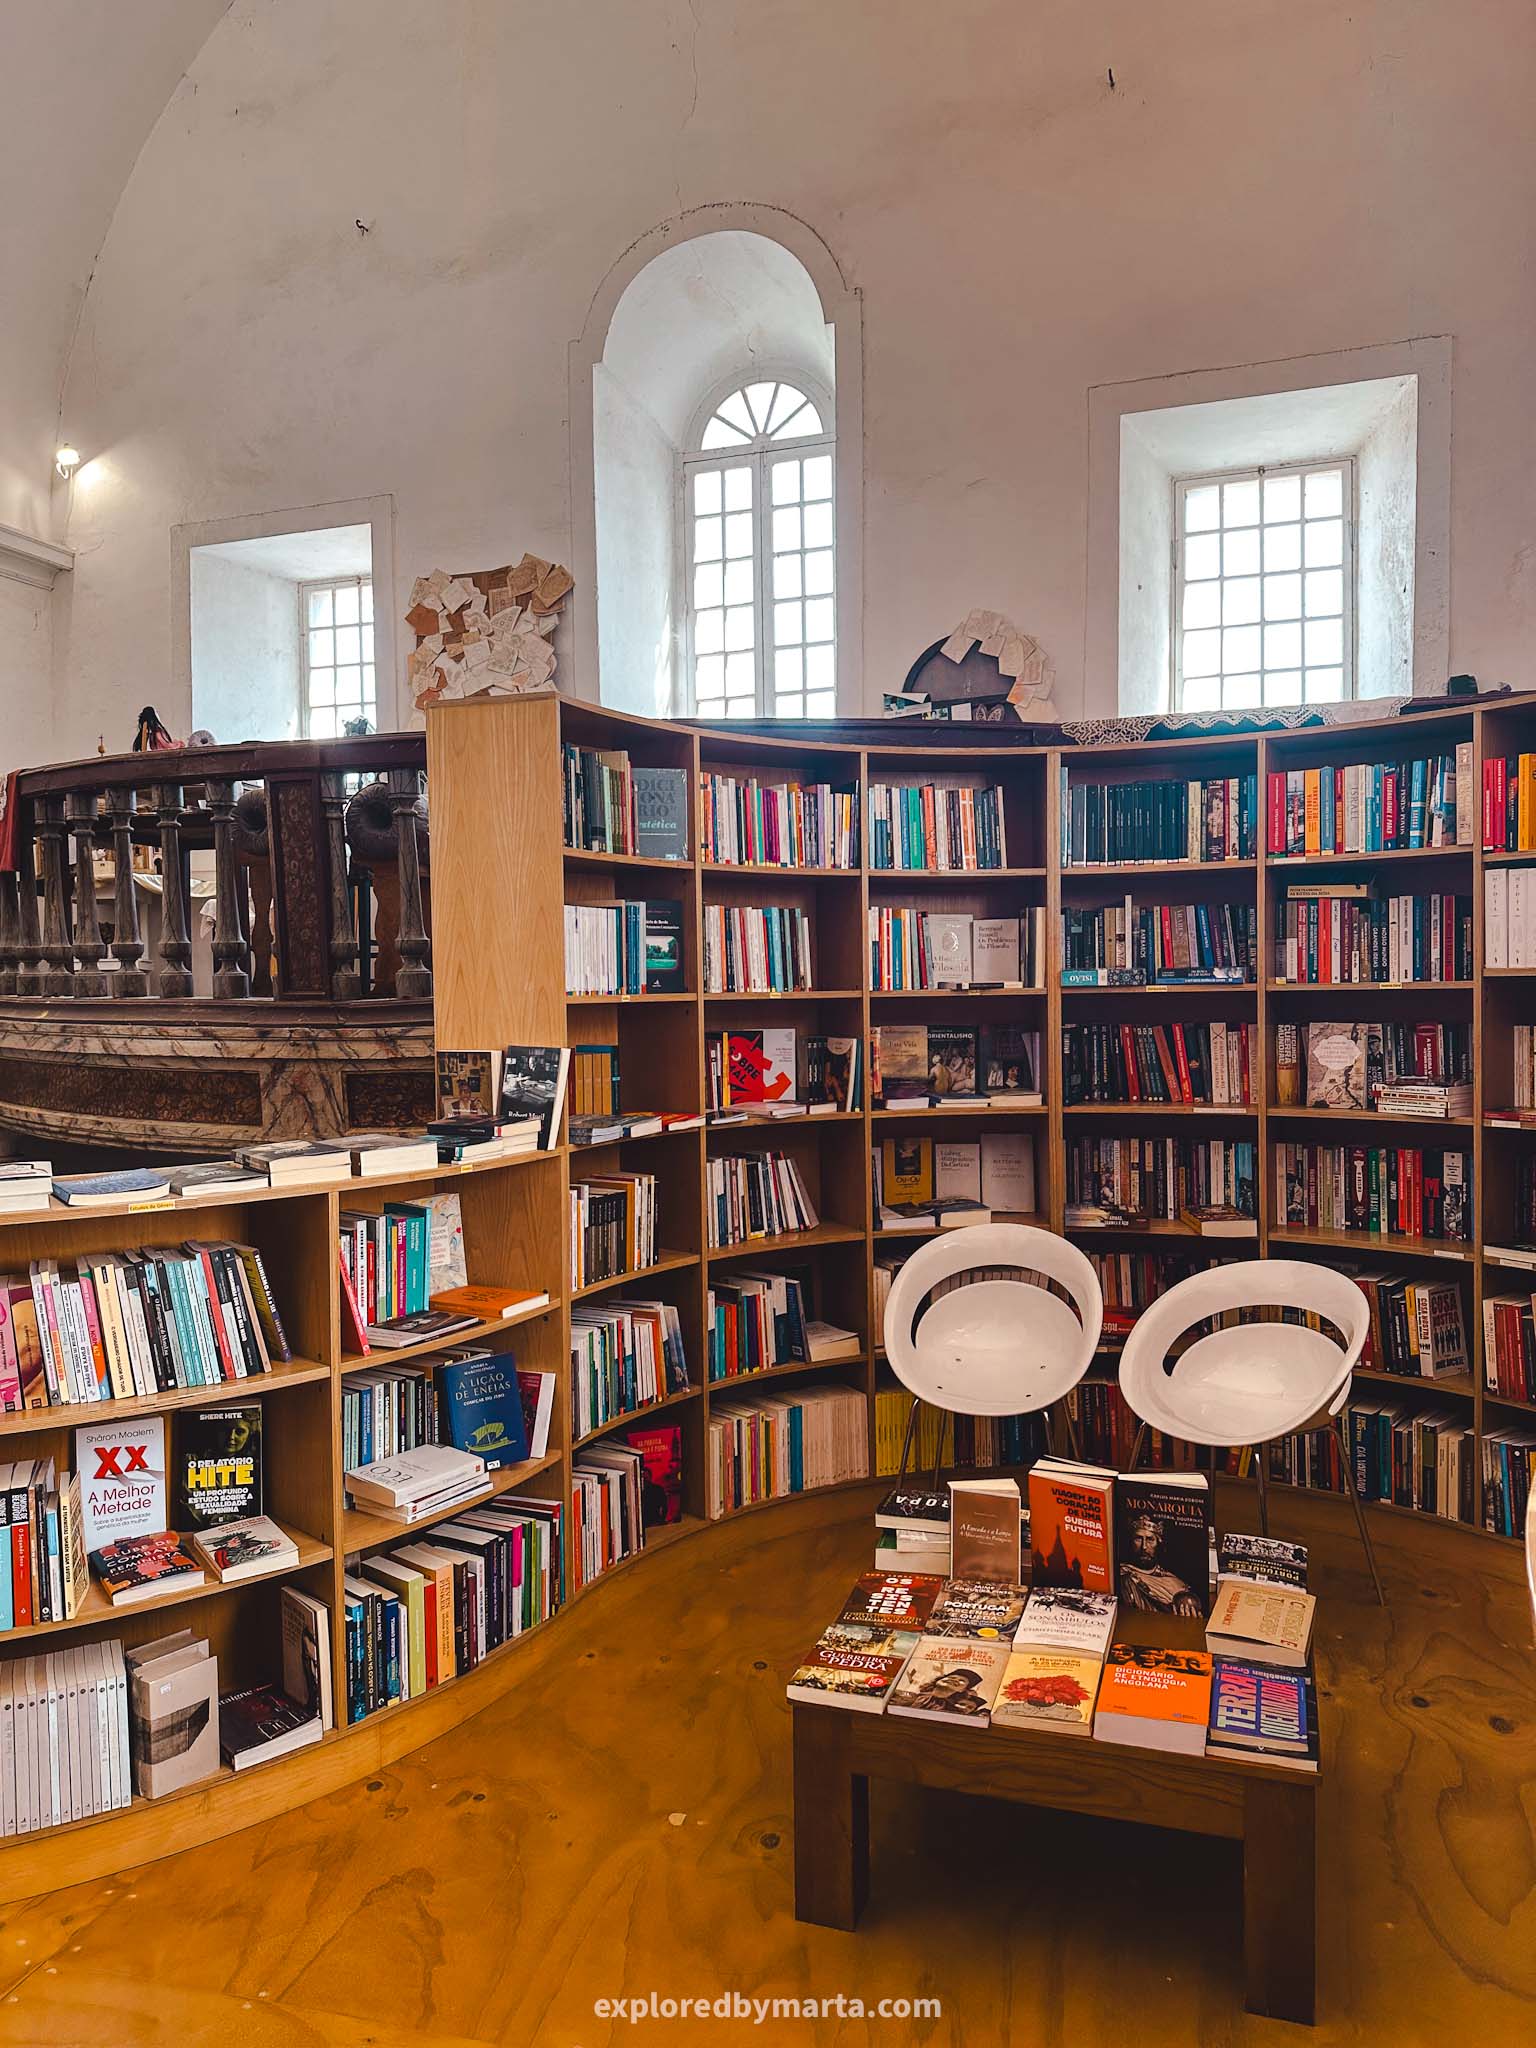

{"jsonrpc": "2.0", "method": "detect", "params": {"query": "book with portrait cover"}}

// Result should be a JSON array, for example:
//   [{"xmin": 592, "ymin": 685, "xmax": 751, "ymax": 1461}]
[
  {"xmin": 436, "ymin": 1050, "xmax": 501, "ymax": 1120},
  {"xmin": 991, "ymin": 1647, "xmax": 1104, "ymax": 1735},
  {"xmin": 886, "ymin": 1635, "xmax": 1010, "ymax": 1724},
  {"xmin": 1027, "ymin": 1457, "xmax": 1115, "ymax": 1594},
  {"xmin": 1093, "ymin": 1643, "xmax": 1213, "ymax": 1755},
  {"xmin": 174, "ymin": 1403, "xmax": 262, "ymax": 1530},
  {"xmin": 786, "ymin": 1621, "xmax": 920, "ymax": 1712},
  {"xmin": 499, "ymin": 1044, "xmax": 572, "ymax": 1150},
  {"xmin": 1114, "ymin": 1471, "xmax": 1212, "ymax": 1618}
]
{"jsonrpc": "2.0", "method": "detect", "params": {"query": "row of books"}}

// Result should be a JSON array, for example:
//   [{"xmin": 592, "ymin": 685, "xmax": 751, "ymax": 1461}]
[
  {"xmin": 706, "ymin": 1269, "xmax": 811, "ymax": 1381},
  {"xmin": 338, "ymin": 1195, "xmax": 463, "ymax": 1336},
  {"xmin": 563, "ymin": 899, "xmax": 683, "ymax": 996},
  {"xmin": 1, "ymin": 1639, "xmax": 132, "ymax": 1834},
  {"xmin": 570, "ymin": 1298, "xmax": 690, "ymax": 1440},
  {"xmin": 561, "ymin": 745, "xmax": 689, "ymax": 861},
  {"xmin": 1267, "ymin": 751, "xmax": 1470, "ymax": 856},
  {"xmin": 1355, "ymin": 1274, "xmax": 1469, "ymax": 1379},
  {"xmin": 701, "ymin": 903, "xmax": 813, "ymax": 994},
  {"xmin": 1483, "ymin": 1291, "xmax": 1536, "ymax": 1403},
  {"xmin": 1272, "ymin": 891, "xmax": 1472, "ymax": 984},
  {"xmin": 704, "ymin": 1028, "xmax": 860, "ymax": 1113},
  {"xmin": 1514, "ymin": 1158, "xmax": 1536, "ymax": 1243},
  {"xmin": 705, "ymin": 1383, "xmax": 868, "ymax": 1516},
  {"xmin": 344, "ymin": 1495, "xmax": 562, "ymax": 1721},
  {"xmin": 1484, "ymin": 869, "xmax": 1536, "ymax": 969},
  {"xmin": 1483, "ymin": 1427, "xmax": 1536, "ymax": 1538},
  {"xmin": 870, "ymin": 1023, "xmax": 1041, "ymax": 1106},
  {"xmin": 0, "ymin": 1241, "xmax": 289, "ymax": 1414},
  {"xmin": 342, "ymin": 1354, "xmax": 555, "ymax": 1479},
  {"xmin": 1059, "ymin": 900, "xmax": 1256, "ymax": 982},
  {"xmin": 1482, "ymin": 753, "xmax": 1536, "ymax": 852},
  {"xmin": 706, "ymin": 1151, "xmax": 819, "ymax": 1250},
  {"xmin": 570, "ymin": 1173, "xmax": 658, "ymax": 1289},
  {"xmin": 699, "ymin": 771, "xmax": 858, "ymax": 868},
  {"xmin": 866, "ymin": 781, "xmax": 1009, "ymax": 871},
  {"xmin": 1061, "ymin": 771, "xmax": 1258, "ymax": 867},
  {"xmin": 1252, "ymin": 1409, "xmax": 1473, "ymax": 1521},
  {"xmin": 1273, "ymin": 1020, "xmax": 1472, "ymax": 1114},
  {"xmin": 868, "ymin": 907, "xmax": 1044, "ymax": 992},
  {"xmin": 1064, "ymin": 1136, "xmax": 1257, "ymax": 1224},
  {"xmin": 1086, "ymin": 1249, "xmax": 1209, "ymax": 1336},
  {"xmin": 871, "ymin": 1386, "xmax": 1048, "ymax": 1480},
  {"xmin": 874, "ymin": 1134, "xmax": 1037, "ymax": 1217},
  {"xmin": 571, "ymin": 1442, "xmax": 647, "ymax": 1590},
  {"xmin": 1274, "ymin": 1143, "xmax": 1471, "ymax": 1241},
  {"xmin": 0, "ymin": 1143, "xmax": 482, "ymax": 1217},
  {"xmin": 569, "ymin": 1043, "xmax": 622, "ymax": 1118},
  {"xmin": 1062, "ymin": 1021, "xmax": 1254, "ymax": 1107}
]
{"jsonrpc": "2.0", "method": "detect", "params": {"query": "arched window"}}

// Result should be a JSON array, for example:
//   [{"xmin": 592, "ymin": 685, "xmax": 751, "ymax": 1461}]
[{"xmin": 684, "ymin": 375, "xmax": 835, "ymax": 720}]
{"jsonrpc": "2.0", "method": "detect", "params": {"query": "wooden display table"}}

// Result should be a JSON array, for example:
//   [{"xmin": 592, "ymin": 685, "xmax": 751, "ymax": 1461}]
[{"xmin": 791, "ymin": 1700, "xmax": 1318, "ymax": 2025}]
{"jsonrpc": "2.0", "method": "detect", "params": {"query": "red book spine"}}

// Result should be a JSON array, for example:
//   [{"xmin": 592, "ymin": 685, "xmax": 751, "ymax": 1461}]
[
  {"xmin": 1119, "ymin": 1023, "xmax": 1141, "ymax": 1101},
  {"xmin": 1171, "ymin": 1025, "xmax": 1193, "ymax": 1103}
]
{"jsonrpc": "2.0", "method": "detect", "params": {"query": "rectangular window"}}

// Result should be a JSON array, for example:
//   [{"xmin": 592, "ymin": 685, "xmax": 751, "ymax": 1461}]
[
  {"xmin": 1174, "ymin": 460, "xmax": 1353, "ymax": 712},
  {"xmin": 685, "ymin": 448, "xmax": 835, "ymax": 719},
  {"xmin": 302, "ymin": 576, "xmax": 376, "ymax": 737}
]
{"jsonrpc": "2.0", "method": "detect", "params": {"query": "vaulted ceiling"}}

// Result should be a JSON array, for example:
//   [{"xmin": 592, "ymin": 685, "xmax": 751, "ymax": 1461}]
[{"xmin": 0, "ymin": 0, "xmax": 230, "ymax": 536}]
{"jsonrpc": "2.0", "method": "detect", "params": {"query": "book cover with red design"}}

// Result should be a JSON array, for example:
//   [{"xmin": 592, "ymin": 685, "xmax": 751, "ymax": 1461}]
[{"xmin": 991, "ymin": 1647, "xmax": 1104, "ymax": 1735}]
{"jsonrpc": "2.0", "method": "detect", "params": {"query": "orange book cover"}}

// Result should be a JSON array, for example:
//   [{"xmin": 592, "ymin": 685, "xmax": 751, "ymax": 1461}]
[
  {"xmin": 1095, "ymin": 1643, "xmax": 1212, "ymax": 1728},
  {"xmin": 429, "ymin": 1283, "xmax": 548, "ymax": 1320},
  {"xmin": 1303, "ymin": 768, "xmax": 1321, "ymax": 854},
  {"xmin": 1028, "ymin": 1464, "xmax": 1114, "ymax": 1594}
]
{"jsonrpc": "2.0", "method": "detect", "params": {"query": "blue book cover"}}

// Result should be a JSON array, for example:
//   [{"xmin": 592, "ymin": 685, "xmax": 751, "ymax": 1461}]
[
  {"xmin": 1209, "ymin": 1658, "xmax": 1309, "ymax": 1751},
  {"xmin": 439, "ymin": 1352, "xmax": 530, "ymax": 1468}
]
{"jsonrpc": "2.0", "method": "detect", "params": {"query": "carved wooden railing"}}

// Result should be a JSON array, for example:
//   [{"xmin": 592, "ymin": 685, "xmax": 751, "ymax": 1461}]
[{"xmin": 1, "ymin": 735, "xmax": 432, "ymax": 1004}]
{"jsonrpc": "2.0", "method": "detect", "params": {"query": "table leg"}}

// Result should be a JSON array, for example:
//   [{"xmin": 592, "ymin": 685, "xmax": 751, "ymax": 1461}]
[
  {"xmin": 792, "ymin": 1707, "xmax": 869, "ymax": 1930},
  {"xmin": 1242, "ymin": 1774, "xmax": 1317, "ymax": 2024}
]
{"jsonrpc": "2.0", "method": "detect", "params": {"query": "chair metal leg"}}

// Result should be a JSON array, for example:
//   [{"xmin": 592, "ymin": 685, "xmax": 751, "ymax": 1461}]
[
  {"xmin": 927, "ymin": 1407, "xmax": 952, "ymax": 1492},
  {"xmin": 1126, "ymin": 1420, "xmax": 1147, "ymax": 1473},
  {"xmin": 1336, "ymin": 1413, "xmax": 1387, "ymax": 1606},
  {"xmin": 1254, "ymin": 1443, "xmax": 1270, "ymax": 1537},
  {"xmin": 895, "ymin": 1396, "xmax": 921, "ymax": 1483}
]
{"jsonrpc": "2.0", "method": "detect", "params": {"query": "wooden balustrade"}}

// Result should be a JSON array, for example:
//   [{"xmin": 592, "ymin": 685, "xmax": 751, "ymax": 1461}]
[{"xmin": 5, "ymin": 735, "xmax": 433, "ymax": 1005}]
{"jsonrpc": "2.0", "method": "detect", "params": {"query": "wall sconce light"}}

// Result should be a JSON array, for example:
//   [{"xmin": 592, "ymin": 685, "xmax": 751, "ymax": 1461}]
[{"xmin": 55, "ymin": 446, "xmax": 81, "ymax": 479}]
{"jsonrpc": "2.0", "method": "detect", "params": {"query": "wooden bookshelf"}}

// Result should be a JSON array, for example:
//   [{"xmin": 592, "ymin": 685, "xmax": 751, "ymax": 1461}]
[{"xmin": 5, "ymin": 688, "xmax": 1532, "ymax": 1898}]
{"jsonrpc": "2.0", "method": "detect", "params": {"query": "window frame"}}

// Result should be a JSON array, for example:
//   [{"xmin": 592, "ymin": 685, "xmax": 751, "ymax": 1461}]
[
  {"xmin": 680, "ymin": 368, "xmax": 836, "ymax": 720},
  {"xmin": 298, "ymin": 573, "xmax": 378, "ymax": 739},
  {"xmin": 1170, "ymin": 456, "xmax": 1358, "ymax": 714}
]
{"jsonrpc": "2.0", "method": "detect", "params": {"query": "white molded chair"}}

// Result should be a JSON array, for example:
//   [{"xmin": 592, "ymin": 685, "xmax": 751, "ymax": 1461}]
[
  {"xmin": 1117, "ymin": 1257, "xmax": 1383, "ymax": 1603},
  {"xmin": 882, "ymin": 1224, "xmax": 1103, "ymax": 1477}
]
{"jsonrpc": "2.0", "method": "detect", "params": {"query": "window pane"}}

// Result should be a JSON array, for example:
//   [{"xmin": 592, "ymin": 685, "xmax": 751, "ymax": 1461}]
[
  {"xmin": 1182, "ymin": 628, "xmax": 1222, "ymax": 678},
  {"xmin": 724, "ymin": 605, "xmax": 754, "ymax": 652},
  {"xmin": 718, "ymin": 389, "xmax": 755, "ymax": 436},
  {"xmin": 774, "ymin": 600, "xmax": 803, "ymax": 647},
  {"xmin": 807, "ymin": 690, "xmax": 836, "ymax": 717},
  {"xmin": 724, "ymin": 511, "xmax": 753, "ymax": 558},
  {"xmin": 693, "ymin": 470, "xmax": 722, "ymax": 515},
  {"xmin": 1265, "ymin": 671, "xmax": 1303, "ymax": 705},
  {"xmin": 806, "ymin": 645, "xmax": 835, "ymax": 692},
  {"xmin": 771, "ymin": 460, "xmax": 801, "ymax": 504},
  {"xmin": 696, "ymin": 608, "xmax": 724, "ymax": 655},
  {"xmin": 702, "ymin": 417, "xmax": 747, "ymax": 450},
  {"xmin": 1263, "ymin": 574, "xmax": 1301, "ymax": 621},
  {"xmin": 722, "ymin": 558, "xmax": 753, "ymax": 606},
  {"xmin": 1305, "ymin": 518, "xmax": 1343, "ymax": 567},
  {"xmin": 723, "ymin": 465, "xmax": 752, "ymax": 512},
  {"xmin": 1183, "ymin": 484, "xmax": 1220, "ymax": 533},
  {"xmin": 803, "ymin": 502, "xmax": 834, "ymax": 549},
  {"xmin": 744, "ymin": 382, "xmax": 779, "ymax": 434},
  {"xmin": 1182, "ymin": 582, "xmax": 1221, "ymax": 631},
  {"xmin": 309, "ymin": 706, "xmax": 338, "ymax": 738},
  {"xmin": 1223, "ymin": 674, "xmax": 1261, "ymax": 708},
  {"xmin": 776, "ymin": 694, "xmax": 804, "ymax": 719},
  {"xmin": 696, "ymin": 654, "xmax": 725, "ymax": 697},
  {"xmin": 361, "ymin": 625, "xmax": 374, "ymax": 662},
  {"xmin": 802, "ymin": 454, "xmax": 832, "ymax": 500},
  {"xmin": 361, "ymin": 582, "xmax": 373, "ymax": 624},
  {"xmin": 308, "ymin": 670, "xmax": 334, "ymax": 708},
  {"xmin": 1263, "ymin": 474, "xmax": 1302, "ymax": 523},
  {"xmin": 1304, "ymin": 470, "xmax": 1344, "ymax": 518},
  {"xmin": 1184, "ymin": 533, "xmax": 1221, "ymax": 581},
  {"xmin": 1305, "ymin": 666, "xmax": 1344, "ymax": 702},
  {"xmin": 725, "ymin": 651, "xmax": 755, "ymax": 698},
  {"xmin": 1181, "ymin": 676, "xmax": 1220, "ymax": 712},
  {"xmin": 1222, "ymin": 577, "xmax": 1260, "ymax": 625},
  {"xmin": 804, "ymin": 549, "xmax": 834, "ymax": 596},
  {"xmin": 776, "ymin": 648, "xmax": 804, "ymax": 695},
  {"xmin": 694, "ymin": 563, "xmax": 723, "ymax": 609},
  {"xmin": 773, "ymin": 507, "xmax": 801, "ymax": 553},
  {"xmin": 1222, "ymin": 624, "xmax": 1262, "ymax": 672},
  {"xmin": 774, "ymin": 554, "xmax": 803, "ymax": 599},
  {"xmin": 307, "ymin": 588, "xmax": 333, "ymax": 628},
  {"xmin": 1263, "ymin": 523, "xmax": 1301, "ymax": 572},
  {"xmin": 1304, "ymin": 568, "xmax": 1343, "ymax": 617},
  {"xmin": 1222, "ymin": 479, "xmax": 1260, "ymax": 527},
  {"xmin": 309, "ymin": 628, "xmax": 334, "ymax": 666},
  {"xmin": 766, "ymin": 384, "xmax": 809, "ymax": 435},
  {"xmin": 1264, "ymin": 621, "xmax": 1302, "ymax": 669},
  {"xmin": 1223, "ymin": 528, "xmax": 1260, "ymax": 577},
  {"xmin": 772, "ymin": 401, "xmax": 821, "ymax": 439},
  {"xmin": 334, "ymin": 583, "xmax": 360, "ymax": 625},
  {"xmin": 804, "ymin": 596, "xmax": 835, "ymax": 642},
  {"xmin": 334, "ymin": 666, "xmax": 361, "ymax": 703},
  {"xmin": 694, "ymin": 516, "xmax": 722, "ymax": 563},
  {"xmin": 1304, "ymin": 618, "xmax": 1343, "ymax": 666},
  {"xmin": 334, "ymin": 625, "xmax": 360, "ymax": 665}
]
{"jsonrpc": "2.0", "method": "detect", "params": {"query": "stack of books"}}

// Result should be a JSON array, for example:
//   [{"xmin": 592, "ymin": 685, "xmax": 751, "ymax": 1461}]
[
  {"xmin": 700, "ymin": 770, "xmax": 858, "ymax": 868},
  {"xmin": 0, "ymin": 1160, "xmax": 53, "ymax": 1216},
  {"xmin": 345, "ymin": 1443, "xmax": 492, "ymax": 1527}
]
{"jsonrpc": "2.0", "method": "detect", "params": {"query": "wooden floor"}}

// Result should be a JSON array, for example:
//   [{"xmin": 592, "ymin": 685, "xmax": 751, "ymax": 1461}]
[{"xmin": 1, "ymin": 1484, "xmax": 1534, "ymax": 2046}]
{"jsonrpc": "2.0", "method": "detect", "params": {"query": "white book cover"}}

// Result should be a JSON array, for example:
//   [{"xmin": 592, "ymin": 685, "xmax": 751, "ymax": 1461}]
[
  {"xmin": 75, "ymin": 1415, "xmax": 167, "ymax": 1553},
  {"xmin": 1487, "ymin": 870, "xmax": 1508, "ymax": 969},
  {"xmin": 980, "ymin": 1134, "xmax": 1035, "ymax": 1215},
  {"xmin": 972, "ymin": 918, "xmax": 1020, "ymax": 985},
  {"xmin": 1013, "ymin": 1588, "xmax": 1118, "ymax": 1657},
  {"xmin": 346, "ymin": 1442, "xmax": 487, "ymax": 1506},
  {"xmin": 934, "ymin": 1142, "xmax": 982, "ymax": 1202}
]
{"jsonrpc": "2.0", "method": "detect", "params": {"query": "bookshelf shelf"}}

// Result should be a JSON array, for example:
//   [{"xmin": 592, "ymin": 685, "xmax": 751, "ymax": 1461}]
[
  {"xmin": 870, "ymin": 986, "xmax": 1047, "ymax": 1002},
  {"xmin": 876, "ymin": 1210, "xmax": 1045, "ymax": 1241},
  {"xmin": 571, "ymin": 1384, "xmax": 702, "ymax": 1452},
  {"xmin": 701, "ymin": 861, "xmax": 860, "ymax": 879},
  {"xmin": 1267, "ymin": 979, "xmax": 1475, "ymax": 993},
  {"xmin": 1061, "ymin": 858, "xmax": 1257, "ymax": 877},
  {"xmin": 869, "ymin": 1103, "xmax": 1047, "ymax": 1119},
  {"xmin": 702, "ymin": 988, "xmax": 862, "ymax": 1002},
  {"xmin": 342, "ymin": 1453, "xmax": 564, "ymax": 1553},
  {"xmin": 707, "ymin": 1355, "xmax": 863, "ymax": 1391},
  {"xmin": 706, "ymin": 1222, "xmax": 866, "ymax": 1261},
  {"xmin": 1267, "ymin": 844, "xmax": 1471, "ymax": 867},
  {"xmin": 1060, "ymin": 981, "xmax": 1259, "ymax": 998},
  {"xmin": 0, "ymin": 1357, "xmax": 334, "ymax": 1437},
  {"xmin": 571, "ymin": 1250, "xmax": 699, "ymax": 1299},
  {"xmin": 869, "ymin": 865, "xmax": 1047, "ymax": 881},
  {"xmin": 562, "ymin": 847, "xmax": 694, "ymax": 874},
  {"xmin": 1269, "ymin": 1225, "xmax": 1471, "ymax": 1261},
  {"xmin": 1269, "ymin": 1107, "xmax": 1475, "ymax": 1129},
  {"xmin": 1062, "ymin": 1102, "xmax": 1256, "ymax": 1117},
  {"xmin": 340, "ymin": 1295, "xmax": 558, "ymax": 1369},
  {"xmin": 566, "ymin": 991, "xmax": 698, "ymax": 1006},
  {"xmin": 1352, "ymin": 1366, "xmax": 1476, "ymax": 1398}
]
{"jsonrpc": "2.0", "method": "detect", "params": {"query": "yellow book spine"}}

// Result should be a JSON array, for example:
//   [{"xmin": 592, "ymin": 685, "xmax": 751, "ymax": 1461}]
[{"xmin": 1303, "ymin": 769, "xmax": 1321, "ymax": 854}]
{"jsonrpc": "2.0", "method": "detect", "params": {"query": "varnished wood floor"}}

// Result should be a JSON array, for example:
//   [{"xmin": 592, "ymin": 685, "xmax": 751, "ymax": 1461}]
[{"xmin": 1, "ymin": 1483, "xmax": 1533, "ymax": 2046}]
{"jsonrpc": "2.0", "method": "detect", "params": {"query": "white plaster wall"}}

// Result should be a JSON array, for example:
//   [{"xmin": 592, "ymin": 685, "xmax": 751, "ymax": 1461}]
[
  {"xmin": 44, "ymin": 0, "xmax": 1536, "ymax": 752},
  {"xmin": 1356, "ymin": 383, "xmax": 1418, "ymax": 699},
  {"xmin": 1117, "ymin": 420, "xmax": 1171, "ymax": 718},
  {"xmin": 593, "ymin": 368, "xmax": 676, "ymax": 715},
  {"xmin": 0, "ymin": 582, "xmax": 56, "ymax": 770},
  {"xmin": 189, "ymin": 550, "xmax": 301, "ymax": 742}
]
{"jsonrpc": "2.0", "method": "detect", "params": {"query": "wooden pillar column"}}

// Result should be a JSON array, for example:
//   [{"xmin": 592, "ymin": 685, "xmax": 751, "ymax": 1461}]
[
  {"xmin": 0, "ymin": 869, "xmax": 19, "ymax": 997},
  {"xmin": 206, "ymin": 779, "xmax": 252, "ymax": 999},
  {"xmin": 108, "ymin": 792, "xmax": 149, "ymax": 997},
  {"xmin": 388, "ymin": 768, "xmax": 432, "ymax": 998},
  {"xmin": 36, "ymin": 796, "xmax": 75, "ymax": 997},
  {"xmin": 155, "ymin": 784, "xmax": 195, "ymax": 997},
  {"xmin": 322, "ymin": 772, "xmax": 361, "ymax": 999},
  {"xmin": 14, "ymin": 820, "xmax": 43, "ymax": 997},
  {"xmin": 68, "ymin": 791, "xmax": 110, "ymax": 997}
]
